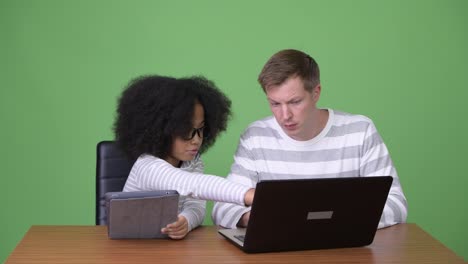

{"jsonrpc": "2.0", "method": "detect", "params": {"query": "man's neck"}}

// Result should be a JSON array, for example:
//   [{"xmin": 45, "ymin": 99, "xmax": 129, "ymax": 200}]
[{"xmin": 306, "ymin": 108, "xmax": 329, "ymax": 140}]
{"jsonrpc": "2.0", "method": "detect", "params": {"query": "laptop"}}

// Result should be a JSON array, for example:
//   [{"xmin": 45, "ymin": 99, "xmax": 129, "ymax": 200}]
[
  {"xmin": 218, "ymin": 176, "xmax": 393, "ymax": 253},
  {"xmin": 105, "ymin": 190, "xmax": 179, "ymax": 239}
]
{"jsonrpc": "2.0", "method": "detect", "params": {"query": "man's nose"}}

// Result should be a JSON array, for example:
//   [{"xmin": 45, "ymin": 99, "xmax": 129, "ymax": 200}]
[{"xmin": 281, "ymin": 105, "xmax": 292, "ymax": 120}]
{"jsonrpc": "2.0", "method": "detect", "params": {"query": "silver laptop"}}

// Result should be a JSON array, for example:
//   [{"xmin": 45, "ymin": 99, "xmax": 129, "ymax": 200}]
[{"xmin": 218, "ymin": 176, "xmax": 393, "ymax": 253}]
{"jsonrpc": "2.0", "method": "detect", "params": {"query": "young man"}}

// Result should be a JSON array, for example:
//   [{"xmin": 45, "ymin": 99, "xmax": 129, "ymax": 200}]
[{"xmin": 212, "ymin": 49, "xmax": 408, "ymax": 229}]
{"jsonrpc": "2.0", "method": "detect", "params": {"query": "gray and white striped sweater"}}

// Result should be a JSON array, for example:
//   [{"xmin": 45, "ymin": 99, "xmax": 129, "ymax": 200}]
[
  {"xmin": 212, "ymin": 109, "xmax": 408, "ymax": 229},
  {"xmin": 123, "ymin": 154, "xmax": 250, "ymax": 231}
]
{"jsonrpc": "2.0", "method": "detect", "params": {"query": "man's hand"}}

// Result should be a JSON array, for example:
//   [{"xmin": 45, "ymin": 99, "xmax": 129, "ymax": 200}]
[
  {"xmin": 161, "ymin": 215, "xmax": 189, "ymax": 239},
  {"xmin": 237, "ymin": 211, "xmax": 250, "ymax": 227}
]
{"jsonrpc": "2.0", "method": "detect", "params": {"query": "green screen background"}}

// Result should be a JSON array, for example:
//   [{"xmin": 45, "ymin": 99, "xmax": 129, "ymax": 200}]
[{"xmin": 1, "ymin": 0, "xmax": 467, "ymax": 262}]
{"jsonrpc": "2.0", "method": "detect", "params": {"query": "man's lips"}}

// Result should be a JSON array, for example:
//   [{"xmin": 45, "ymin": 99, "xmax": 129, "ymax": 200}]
[{"xmin": 283, "ymin": 123, "xmax": 297, "ymax": 130}]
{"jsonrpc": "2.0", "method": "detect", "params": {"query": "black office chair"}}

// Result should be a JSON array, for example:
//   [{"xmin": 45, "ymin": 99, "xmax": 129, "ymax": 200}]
[{"xmin": 95, "ymin": 141, "xmax": 136, "ymax": 225}]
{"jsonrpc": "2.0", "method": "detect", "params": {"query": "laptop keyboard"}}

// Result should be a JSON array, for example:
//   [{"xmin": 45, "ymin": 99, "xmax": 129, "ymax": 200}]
[{"xmin": 234, "ymin": 235, "xmax": 245, "ymax": 242}]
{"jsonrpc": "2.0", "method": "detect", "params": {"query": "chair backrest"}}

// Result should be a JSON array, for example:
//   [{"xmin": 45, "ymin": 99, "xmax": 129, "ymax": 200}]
[{"xmin": 95, "ymin": 141, "xmax": 136, "ymax": 225}]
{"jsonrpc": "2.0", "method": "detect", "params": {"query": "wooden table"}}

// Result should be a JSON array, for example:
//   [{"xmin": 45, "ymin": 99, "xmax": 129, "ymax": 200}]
[{"xmin": 6, "ymin": 223, "xmax": 464, "ymax": 263}]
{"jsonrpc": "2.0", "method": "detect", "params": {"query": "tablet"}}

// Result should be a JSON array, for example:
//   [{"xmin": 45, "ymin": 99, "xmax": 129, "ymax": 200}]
[{"xmin": 105, "ymin": 190, "xmax": 179, "ymax": 239}]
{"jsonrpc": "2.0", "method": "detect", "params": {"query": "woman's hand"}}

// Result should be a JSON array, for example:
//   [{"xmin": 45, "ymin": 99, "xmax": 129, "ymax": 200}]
[
  {"xmin": 161, "ymin": 215, "xmax": 189, "ymax": 239},
  {"xmin": 244, "ymin": 188, "xmax": 255, "ymax": 206}
]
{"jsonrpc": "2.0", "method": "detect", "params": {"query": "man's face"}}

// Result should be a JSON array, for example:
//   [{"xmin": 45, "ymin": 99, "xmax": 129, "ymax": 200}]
[{"xmin": 266, "ymin": 76, "xmax": 321, "ymax": 141}]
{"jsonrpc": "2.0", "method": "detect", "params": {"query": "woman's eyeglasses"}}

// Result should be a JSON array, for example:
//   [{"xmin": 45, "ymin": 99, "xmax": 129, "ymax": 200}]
[{"xmin": 182, "ymin": 126, "xmax": 205, "ymax": 140}]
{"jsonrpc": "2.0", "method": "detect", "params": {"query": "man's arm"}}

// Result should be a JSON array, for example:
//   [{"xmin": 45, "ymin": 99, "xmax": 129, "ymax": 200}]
[
  {"xmin": 237, "ymin": 211, "xmax": 251, "ymax": 227},
  {"xmin": 212, "ymin": 136, "xmax": 258, "ymax": 228},
  {"xmin": 360, "ymin": 122, "xmax": 408, "ymax": 228}
]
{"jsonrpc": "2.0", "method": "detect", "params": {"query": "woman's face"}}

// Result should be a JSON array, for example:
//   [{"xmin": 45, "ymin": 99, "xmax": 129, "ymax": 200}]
[{"xmin": 165, "ymin": 102, "xmax": 205, "ymax": 167}]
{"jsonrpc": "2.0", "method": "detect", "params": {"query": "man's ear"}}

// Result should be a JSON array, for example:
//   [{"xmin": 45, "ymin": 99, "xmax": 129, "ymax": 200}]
[{"xmin": 312, "ymin": 84, "xmax": 321, "ymax": 101}]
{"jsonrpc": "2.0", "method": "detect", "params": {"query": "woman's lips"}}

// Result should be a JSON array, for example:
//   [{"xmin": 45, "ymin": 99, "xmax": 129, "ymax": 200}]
[{"xmin": 187, "ymin": 149, "xmax": 199, "ymax": 155}]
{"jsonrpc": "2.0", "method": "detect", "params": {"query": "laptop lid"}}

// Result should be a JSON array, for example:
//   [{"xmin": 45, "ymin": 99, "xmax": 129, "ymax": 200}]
[{"xmin": 218, "ymin": 176, "xmax": 393, "ymax": 253}]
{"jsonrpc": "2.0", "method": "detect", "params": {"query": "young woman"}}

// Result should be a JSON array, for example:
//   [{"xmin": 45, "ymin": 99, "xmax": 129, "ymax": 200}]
[{"xmin": 114, "ymin": 75, "xmax": 254, "ymax": 239}]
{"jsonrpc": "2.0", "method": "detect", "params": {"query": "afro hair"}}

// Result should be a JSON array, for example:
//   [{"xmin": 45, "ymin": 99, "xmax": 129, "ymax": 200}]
[{"xmin": 114, "ymin": 75, "xmax": 232, "ymax": 160}]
